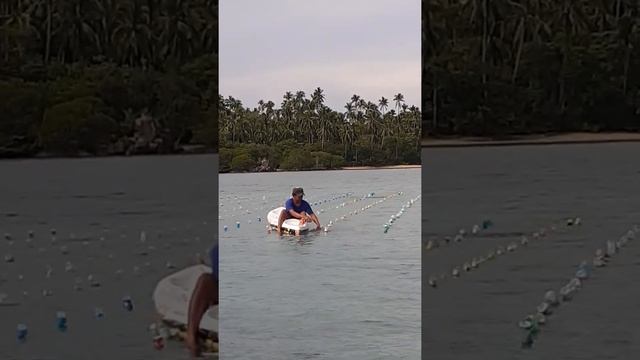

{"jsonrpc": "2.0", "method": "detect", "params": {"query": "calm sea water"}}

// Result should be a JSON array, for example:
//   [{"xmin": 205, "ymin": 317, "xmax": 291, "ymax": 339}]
[
  {"xmin": 422, "ymin": 143, "xmax": 640, "ymax": 360},
  {"xmin": 0, "ymin": 155, "xmax": 217, "ymax": 360},
  {"xmin": 219, "ymin": 168, "xmax": 421, "ymax": 359}
]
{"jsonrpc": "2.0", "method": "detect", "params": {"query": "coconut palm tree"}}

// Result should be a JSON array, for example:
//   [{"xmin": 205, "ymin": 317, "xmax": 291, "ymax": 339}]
[
  {"xmin": 157, "ymin": 0, "xmax": 196, "ymax": 64},
  {"xmin": 393, "ymin": 93, "xmax": 404, "ymax": 112},
  {"xmin": 1, "ymin": 0, "xmax": 39, "ymax": 61},
  {"xmin": 217, "ymin": 90, "xmax": 420, "ymax": 165},
  {"xmin": 92, "ymin": 0, "xmax": 118, "ymax": 62},
  {"xmin": 54, "ymin": 0, "xmax": 102, "ymax": 62},
  {"xmin": 111, "ymin": 0, "xmax": 152, "ymax": 67},
  {"xmin": 378, "ymin": 96, "xmax": 388, "ymax": 115}
]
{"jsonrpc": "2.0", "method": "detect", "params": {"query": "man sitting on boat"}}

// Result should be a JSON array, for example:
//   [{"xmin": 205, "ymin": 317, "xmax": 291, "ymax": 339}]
[{"xmin": 277, "ymin": 187, "xmax": 321, "ymax": 235}]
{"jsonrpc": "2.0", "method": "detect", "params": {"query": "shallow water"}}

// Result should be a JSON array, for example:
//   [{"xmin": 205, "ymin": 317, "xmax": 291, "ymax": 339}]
[
  {"xmin": 0, "ymin": 155, "xmax": 217, "ymax": 360},
  {"xmin": 422, "ymin": 143, "xmax": 640, "ymax": 360},
  {"xmin": 219, "ymin": 169, "xmax": 420, "ymax": 359}
]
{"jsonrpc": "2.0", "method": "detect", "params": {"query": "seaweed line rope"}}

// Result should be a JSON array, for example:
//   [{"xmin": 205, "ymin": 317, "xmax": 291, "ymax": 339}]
[{"xmin": 426, "ymin": 217, "xmax": 584, "ymax": 288}]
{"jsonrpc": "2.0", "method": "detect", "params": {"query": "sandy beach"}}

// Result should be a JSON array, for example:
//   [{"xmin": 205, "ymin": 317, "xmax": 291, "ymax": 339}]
[
  {"xmin": 422, "ymin": 132, "xmax": 640, "ymax": 148},
  {"xmin": 222, "ymin": 164, "xmax": 422, "ymax": 174}
]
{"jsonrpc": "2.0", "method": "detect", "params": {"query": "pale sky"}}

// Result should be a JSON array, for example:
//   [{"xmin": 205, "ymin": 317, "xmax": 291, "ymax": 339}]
[{"xmin": 220, "ymin": 0, "xmax": 421, "ymax": 112}]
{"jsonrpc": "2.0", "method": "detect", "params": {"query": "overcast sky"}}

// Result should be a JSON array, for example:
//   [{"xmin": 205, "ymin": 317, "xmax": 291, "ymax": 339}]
[{"xmin": 220, "ymin": 0, "xmax": 420, "ymax": 111}]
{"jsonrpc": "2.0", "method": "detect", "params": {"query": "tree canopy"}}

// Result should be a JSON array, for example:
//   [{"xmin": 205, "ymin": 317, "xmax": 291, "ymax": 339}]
[
  {"xmin": 219, "ymin": 89, "xmax": 420, "ymax": 172},
  {"xmin": 0, "ymin": 0, "xmax": 217, "ymax": 157},
  {"xmin": 424, "ymin": 0, "xmax": 640, "ymax": 138}
]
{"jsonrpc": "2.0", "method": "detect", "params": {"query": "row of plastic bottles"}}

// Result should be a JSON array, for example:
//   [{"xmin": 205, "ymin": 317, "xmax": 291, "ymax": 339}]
[
  {"xmin": 427, "ymin": 217, "xmax": 585, "ymax": 289},
  {"xmin": 384, "ymin": 195, "xmax": 420, "ymax": 233},
  {"xmin": 221, "ymin": 193, "xmax": 356, "ymax": 230},
  {"xmin": 220, "ymin": 192, "xmax": 353, "ymax": 221},
  {"xmin": 225, "ymin": 191, "xmax": 401, "ymax": 234},
  {"xmin": 424, "ymin": 219, "xmax": 495, "ymax": 253},
  {"xmin": 15, "ymin": 298, "xmax": 132, "ymax": 342},
  {"xmin": 519, "ymin": 223, "xmax": 637, "ymax": 348},
  {"xmin": 318, "ymin": 192, "xmax": 402, "ymax": 233}
]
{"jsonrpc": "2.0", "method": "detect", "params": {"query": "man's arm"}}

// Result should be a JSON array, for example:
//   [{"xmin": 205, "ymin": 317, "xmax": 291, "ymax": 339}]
[
  {"xmin": 310, "ymin": 213, "xmax": 321, "ymax": 229},
  {"xmin": 288, "ymin": 209, "xmax": 305, "ymax": 219},
  {"xmin": 303, "ymin": 202, "xmax": 319, "ymax": 228},
  {"xmin": 285, "ymin": 198, "xmax": 305, "ymax": 219}
]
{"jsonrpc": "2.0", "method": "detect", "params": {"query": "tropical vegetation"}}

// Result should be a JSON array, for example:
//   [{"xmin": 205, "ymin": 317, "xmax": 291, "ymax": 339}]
[
  {"xmin": 424, "ymin": 0, "xmax": 640, "ymax": 138},
  {"xmin": 219, "ymin": 88, "xmax": 421, "ymax": 172},
  {"xmin": 0, "ymin": 0, "xmax": 217, "ymax": 157}
]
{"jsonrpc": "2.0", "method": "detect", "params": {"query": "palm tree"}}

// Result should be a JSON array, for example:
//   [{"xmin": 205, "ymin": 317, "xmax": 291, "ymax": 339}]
[
  {"xmin": 551, "ymin": 0, "xmax": 591, "ymax": 111},
  {"xmin": 111, "ymin": 0, "xmax": 152, "ymax": 67},
  {"xmin": 311, "ymin": 87, "xmax": 324, "ymax": 109},
  {"xmin": 393, "ymin": 93, "xmax": 404, "ymax": 112},
  {"xmin": 217, "ymin": 90, "xmax": 420, "ymax": 165},
  {"xmin": 197, "ymin": 2, "xmax": 216, "ymax": 53},
  {"xmin": 157, "ymin": 0, "xmax": 196, "ymax": 64},
  {"xmin": 350, "ymin": 94, "xmax": 360, "ymax": 107},
  {"xmin": 44, "ymin": 0, "xmax": 53, "ymax": 64},
  {"xmin": 378, "ymin": 96, "xmax": 388, "ymax": 115},
  {"xmin": 0, "ymin": 0, "xmax": 217, "ymax": 69},
  {"xmin": 92, "ymin": 0, "xmax": 118, "ymax": 62},
  {"xmin": 1, "ymin": 0, "xmax": 38, "ymax": 61},
  {"xmin": 54, "ymin": 0, "xmax": 102, "ymax": 62}
]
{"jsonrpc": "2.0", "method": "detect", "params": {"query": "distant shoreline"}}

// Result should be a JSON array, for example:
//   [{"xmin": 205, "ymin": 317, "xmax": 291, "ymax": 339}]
[
  {"xmin": 421, "ymin": 132, "xmax": 640, "ymax": 148},
  {"xmin": 341, "ymin": 165, "xmax": 421, "ymax": 170},
  {"xmin": 220, "ymin": 164, "xmax": 421, "ymax": 174},
  {"xmin": 0, "ymin": 147, "xmax": 216, "ymax": 161}
]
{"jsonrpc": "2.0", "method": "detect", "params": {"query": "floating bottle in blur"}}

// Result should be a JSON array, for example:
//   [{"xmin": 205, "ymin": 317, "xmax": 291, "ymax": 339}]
[
  {"xmin": 16, "ymin": 324, "xmax": 27, "ymax": 342},
  {"xmin": 56, "ymin": 311, "xmax": 67, "ymax": 332},
  {"xmin": 153, "ymin": 335, "xmax": 165, "ymax": 350},
  {"xmin": 122, "ymin": 296, "xmax": 134, "ymax": 311}
]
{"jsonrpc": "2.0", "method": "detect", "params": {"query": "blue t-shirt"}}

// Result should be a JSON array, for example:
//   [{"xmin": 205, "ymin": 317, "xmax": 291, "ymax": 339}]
[
  {"xmin": 210, "ymin": 245, "xmax": 218, "ymax": 279},
  {"xmin": 285, "ymin": 198, "xmax": 314, "ymax": 215}
]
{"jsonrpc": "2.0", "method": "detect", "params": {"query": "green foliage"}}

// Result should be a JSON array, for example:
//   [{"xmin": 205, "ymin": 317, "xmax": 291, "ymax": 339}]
[
  {"xmin": 330, "ymin": 154, "xmax": 345, "ymax": 168},
  {"xmin": 280, "ymin": 150, "xmax": 315, "ymax": 171},
  {"xmin": 181, "ymin": 54, "xmax": 218, "ymax": 93},
  {"xmin": 47, "ymin": 77, "xmax": 96, "ymax": 107},
  {"xmin": 219, "ymin": 147, "xmax": 234, "ymax": 172},
  {"xmin": 96, "ymin": 69, "xmax": 131, "ymax": 120},
  {"xmin": 230, "ymin": 153, "xmax": 255, "ymax": 172},
  {"xmin": 193, "ymin": 109, "xmax": 217, "ymax": 147},
  {"xmin": 0, "ymin": 79, "xmax": 44, "ymax": 145},
  {"xmin": 424, "ymin": 0, "xmax": 640, "ymax": 137},
  {"xmin": 40, "ymin": 96, "xmax": 116, "ymax": 154},
  {"xmin": 153, "ymin": 74, "xmax": 201, "ymax": 143},
  {"xmin": 310, "ymin": 151, "xmax": 344, "ymax": 169},
  {"xmin": 0, "ymin": 0, "xmax": 217, "ymax": 69},
  {"xmin": 219, "ymin": 89, "xmax": 420, "ymax": 171},
  {"xmin": 0, "ymin": 0, "xmax": 217, "ymax": 157}
]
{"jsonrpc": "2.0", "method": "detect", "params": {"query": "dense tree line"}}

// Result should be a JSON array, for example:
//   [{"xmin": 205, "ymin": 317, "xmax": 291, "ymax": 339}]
[
  {"xmin": 0, "ymin": 0, "xmax": 217, "ymax": 157},
  {"xmin": 219, "ymin": 88, "xmax": 420, "ymax": 172},
  {"xmin": 424, "ymin": 0, "xmax": 640, "ymax": 138}
]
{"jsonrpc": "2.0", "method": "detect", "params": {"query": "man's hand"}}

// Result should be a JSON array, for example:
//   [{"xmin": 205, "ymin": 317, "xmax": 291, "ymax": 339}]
[{"xmin": 310, "ymin": 214, "xmax": 321, "ymax": 230}]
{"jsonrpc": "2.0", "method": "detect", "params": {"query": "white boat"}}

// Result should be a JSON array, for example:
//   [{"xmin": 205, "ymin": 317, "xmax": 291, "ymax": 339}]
[
  {"xmin": 152, "ymin": 265, "xmax": 218, "ymax": 334},
  {"xmin": 267, "ymin": 207, "xmax": 311, "ymax": 234}
]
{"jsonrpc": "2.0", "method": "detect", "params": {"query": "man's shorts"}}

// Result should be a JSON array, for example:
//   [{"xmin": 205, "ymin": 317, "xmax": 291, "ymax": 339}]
[{"xmin": 283, "ymin": 209, "xmax": 293, "ymax": 219}]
